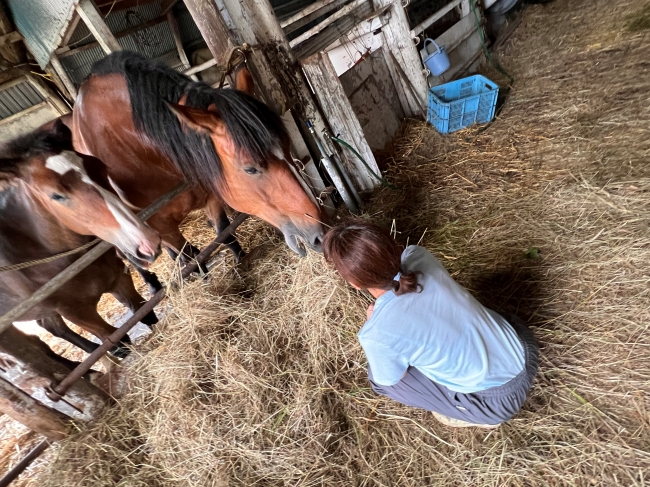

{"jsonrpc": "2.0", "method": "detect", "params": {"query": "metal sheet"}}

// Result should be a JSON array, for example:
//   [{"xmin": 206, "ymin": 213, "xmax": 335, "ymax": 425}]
[
  {"xmin": 0, "ymin": 82, "xmax": 46, "ymax": 120},
  {"xmin": 6, "ymin": 0, "xmax": 77, "ymax": 69}
]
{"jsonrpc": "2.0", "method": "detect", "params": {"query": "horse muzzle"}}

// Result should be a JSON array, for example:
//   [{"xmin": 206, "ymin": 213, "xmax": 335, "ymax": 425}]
[{"xmin": 281, "ymin": 221, "xmax": 324, "ymax": 257}]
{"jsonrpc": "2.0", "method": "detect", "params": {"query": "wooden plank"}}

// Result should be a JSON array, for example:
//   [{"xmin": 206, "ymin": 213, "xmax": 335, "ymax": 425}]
[
  {"xmin": 61, "ymin": 13, "xmax": 81, "ymax": 47},
  {"xmin": 0, "ymin": 377, "xmax": 68, "ymax": 441},
  {"xmin": 75, "ymin": 0, "xmax": 122, "ymax": 54},
  {"xmin": 167, "ymin": 11, "xmax": 199, "ymax": 80},
  {"xmin": 50, "ymin": 53, "xmax": 78, "ymax": 100},
  {"xmin": 410, "ymin": 0, "xmax": 463, "ymax": 37},
  {"xmin": 293, "ymin": 0, "xmax": 373, "ymax": 60},
  {"xmin": 182, "ymin": 0, "xmax": 234, "ymax": 65},
  {"xmin": 184, "ymin": 57, "xmax": 218, "ymax": 76},
  {"xmin": 0, "ymin": 1, "xmax": 25, "ymax": 65},
  {"xmin": 374, "ymin": 0, "xmax": 427, "ymax": 110},
  {"xmin": 0, "ymin": 31, "xmax": 21, "ymax": 48},
  {"xmin": 289, "ymin": 0, "xmax": 367, "ymax": 48},
  {"xmin": 302, "ymin": 51, "xmax": 380, "ymax": 191},
  {"xmin": 282, "ymin": 0, "xmax": 347, "ymax": 35},
  {"xmin": 0, "ymin": 326, "xmax": 110, "ymax": 422}
]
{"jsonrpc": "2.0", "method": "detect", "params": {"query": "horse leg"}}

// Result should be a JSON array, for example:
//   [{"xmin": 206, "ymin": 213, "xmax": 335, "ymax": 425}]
[
  {"xmin": 38, "ymin": 314, "xmax": 99, "ymax": 354},
  {"xmin": 204, "ymin": 197, "xmax": 245, "ymax": 263},
  {"xmin": 115, "ymin": 249, "xmax": 163, "ymax": 294},
  {"xmin": 110, "ymin": 270, "xmax": 158, "ymax": 327},
  {"xmin": 59, "ymin": 306, "xmax": 132, "ymax": 358},
  {"xmin": 148, "ymin": 212, "xmax": 209, "ymax": 273}
]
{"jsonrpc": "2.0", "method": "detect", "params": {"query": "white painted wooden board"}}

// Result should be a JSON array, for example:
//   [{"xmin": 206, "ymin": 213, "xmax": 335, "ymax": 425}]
[{"xmin": 302, "ymin": 51, "xmax": 380, "ymax": 192}]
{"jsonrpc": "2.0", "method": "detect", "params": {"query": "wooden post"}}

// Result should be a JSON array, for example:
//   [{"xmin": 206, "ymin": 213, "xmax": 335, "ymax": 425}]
[
  {"xmin": 75, "ymin": 0, "xmax": 121, "ymax": 54},
  {"xmin": 0, "ymin": 326, "xmax": 110, "ymax": 421},
  {"xmin": 167, "ymin": 11, "xmax": 199, "ymax": 80},
  {"xmin": 182, "ymin": 0, "xmax": 234, "ymax": 65},
  {"xmin": 0, "ymin": 1, "xmax": 26, "ymax": 66},
  {"xmin": 25, "ymin": 74, "xmax": 71, "ymax": 116},
  {"xmin": 49, "ymin": 53, "xmax": 78, "ymax": 100},
  {"xmin": 302, "ymin": 51, "xmax": 380, "ymax": 191},
  {"xmin": 375, "ymin": 0, "xmax": 428, "ymax": 115},
  {"xmin": 0, "ymin": 377, "xmax": 68, "ymax": 441}
]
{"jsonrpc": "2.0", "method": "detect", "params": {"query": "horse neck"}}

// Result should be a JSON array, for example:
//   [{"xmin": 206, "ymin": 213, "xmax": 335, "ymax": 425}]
[{"xmin": 0, "ymin": 183, "xmax": 91, "ymax": 258}]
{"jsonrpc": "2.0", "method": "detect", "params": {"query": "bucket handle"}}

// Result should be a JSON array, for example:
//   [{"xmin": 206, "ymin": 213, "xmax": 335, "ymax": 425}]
[{"xmin": 423, "ymin": 38, "xmax": 442, "ymax": 56}]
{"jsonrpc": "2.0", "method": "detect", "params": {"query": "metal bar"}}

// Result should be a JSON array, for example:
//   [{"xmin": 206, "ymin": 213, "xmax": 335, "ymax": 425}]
[
  {"xmin": 410, "ymin": 0, "xmax": 463, "ymax": 37},
  {"xmin": 0, "ymin": 440, "xmax": 50, "ymax": 487},
  {"xmin": 289, "ymin": 0, "xmax": 368, "ymax": 48},
  {"xmin": 47, "ymin": 212, "xmax": 249, "ymax": 400},
  {"xmin": 0, "ymin": 182, "xmax": 189, "ymax": 336},
  {"xmin": 167, "ymin": 11, "xmax": 199, "ymax": 81}
]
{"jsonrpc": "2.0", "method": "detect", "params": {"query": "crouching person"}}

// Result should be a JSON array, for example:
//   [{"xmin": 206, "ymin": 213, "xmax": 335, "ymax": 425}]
[{"xmin": 322, "ymin": 221, "xmax": 539, "ymax": 428}]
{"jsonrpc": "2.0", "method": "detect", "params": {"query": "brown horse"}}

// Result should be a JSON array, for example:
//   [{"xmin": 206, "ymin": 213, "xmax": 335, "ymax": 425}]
[
  {"xmin": 72, "ymin": 51, "xmax": 325, "ymax": 281},
  {"xmin": 0, "ymin": 120, "xmax": 161, "ymax": 357}
]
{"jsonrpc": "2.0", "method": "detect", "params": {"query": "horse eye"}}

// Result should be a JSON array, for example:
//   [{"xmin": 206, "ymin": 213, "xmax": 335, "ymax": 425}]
[
  {"xmin": 244, "ymin": 167, "xmax": 259, "ymax": 175},
  {"xmin": 51, "ymin": 193, "xmax": 67, "ymax": 202}
]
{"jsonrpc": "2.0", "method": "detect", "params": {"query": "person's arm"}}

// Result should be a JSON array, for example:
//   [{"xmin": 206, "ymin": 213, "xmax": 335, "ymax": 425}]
[{"xmin": 362, "ymin": 338, "xmax": 409, "ymax": 386}]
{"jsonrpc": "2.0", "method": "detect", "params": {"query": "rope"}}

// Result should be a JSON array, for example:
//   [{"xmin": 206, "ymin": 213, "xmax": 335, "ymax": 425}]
[
  {"xmin": 217, "ymin": 44, "xmax": 253, "ymax": 89},
  {"xmin": 0, "ymin": 239, "xmax": 100, "ymax": 274}
]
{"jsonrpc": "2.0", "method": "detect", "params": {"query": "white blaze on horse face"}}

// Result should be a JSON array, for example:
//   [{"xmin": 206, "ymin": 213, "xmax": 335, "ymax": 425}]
[{"xmin": 44, "ymin": 151, "xmax": 150, "ymax": 256}]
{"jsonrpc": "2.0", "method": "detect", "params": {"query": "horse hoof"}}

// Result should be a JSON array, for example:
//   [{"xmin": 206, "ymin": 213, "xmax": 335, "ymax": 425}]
[
  {"xmin": 141, "ymin": 310, "xmax": 159, "ymax": 327},
  {"xmin": 109, "ymin": 342, "xmax": 132, "ymax": 358}
]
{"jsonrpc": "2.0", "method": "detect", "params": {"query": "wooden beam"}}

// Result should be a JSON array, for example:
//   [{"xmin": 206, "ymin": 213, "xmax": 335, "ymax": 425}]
[
  {"xmin": 0, "ymin": 31, "xmax": 21, "ymax": 48},
  {"xmin": 289, "ymin": 0, "xmax": 368, "ymax": 48},
  {"xmin": 61, "ymin": 13, "xmax": 81, "ymax": 47},
  {"xmin": 410, "ymin": 0, "xmax": 463, "ymax": 37},
  {"xmin": 184, "ymin": 57, "xmax": 218, "ymax": 76},
  {"xmin": 57, "ymin": 14, "xmax": 167, "ymax": 58},
  {"xmin": 25, "ymin": 74, "xmax": 71, "ymax": 116},
  {"xmin": 302, "ymin": 51, "xmax": 380, "ymax": 191},
  {"xmin": 161, "ymin": 0, "xmax": 182, "ymax": 15},
  {"xmin": 0, "ymin": 66, "xmax": 27, "ymax": 86},
  {"xmin": 0, "ymin": 377, "xmax": 68, "ymax": 441},
  {"xmin": 282, "ymin": 0, "xmax": 348, "ymax": 35},
  {"xmin": 75, "ymin": 0, "xmax": 122, "ymax": 53},
  {"xmin": 49, "ymin": 53, "xmax": 78, "ymax": 101},
  {"xmin": 167, "ymin": 11, "xmax": 199, "ymax": 80},
  {"xmin": 182, "ymin": 0, "xmax": 234, "ymax": 65}
]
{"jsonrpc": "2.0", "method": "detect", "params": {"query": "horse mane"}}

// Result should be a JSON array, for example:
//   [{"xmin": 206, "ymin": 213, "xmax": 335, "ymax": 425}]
[
  {"xmin": 88, "ymin": 51, "xmax": 289, "ymax": 191},
  {"xmin": 0, "ymin": 120, "xmax": 73, "ymax": 175}
]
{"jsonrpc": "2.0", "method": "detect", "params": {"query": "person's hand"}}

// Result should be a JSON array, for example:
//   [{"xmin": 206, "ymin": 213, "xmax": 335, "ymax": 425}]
[{"xmin": 366, "ymin": 303, "xmax": 375, "ymax": 320}]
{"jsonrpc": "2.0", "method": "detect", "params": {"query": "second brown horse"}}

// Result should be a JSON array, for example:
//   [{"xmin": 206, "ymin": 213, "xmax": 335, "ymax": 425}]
[{"xmin": 72, "ymin": 51, "xmax": 325, "ymax": 277}]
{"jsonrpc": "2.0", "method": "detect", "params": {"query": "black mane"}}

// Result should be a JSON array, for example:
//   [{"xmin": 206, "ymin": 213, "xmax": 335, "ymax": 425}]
[
  {"xmin": 0, "ymin": 120, "xmax": 73, "ymax": 174},
  {"xmin": 88, "ymin": 51, "xmax": 289, "ymax": 191}
]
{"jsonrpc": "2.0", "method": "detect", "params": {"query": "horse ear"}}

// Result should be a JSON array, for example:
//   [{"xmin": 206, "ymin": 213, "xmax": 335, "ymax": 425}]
[
  {"xmin": 234, "ymin": 67, "xmax": 254, "ymax": 95},
  {"xmin": 167, "ymin": 103, "xmax": 221, "ymax": 134}
]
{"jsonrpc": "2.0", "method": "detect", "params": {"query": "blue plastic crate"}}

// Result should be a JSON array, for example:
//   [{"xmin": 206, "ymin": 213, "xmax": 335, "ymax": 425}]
[{"xmin": 427, "ymin": 75, "xmax": 499, "ymax": 134}]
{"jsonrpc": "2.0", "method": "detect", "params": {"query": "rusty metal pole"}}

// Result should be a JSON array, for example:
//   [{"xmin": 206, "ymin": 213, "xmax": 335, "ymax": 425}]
[
  {"xmin": 47, "ymin": 212, "xmax": 249, "ymax": 401},
  {"xmin": 0, "ymin": 440, "xmax": 50, "ymax": 487}
]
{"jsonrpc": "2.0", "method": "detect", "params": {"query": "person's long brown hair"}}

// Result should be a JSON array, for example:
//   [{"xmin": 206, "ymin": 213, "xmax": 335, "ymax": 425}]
[{"xmin": 322, "ymin": 221, "xmax": 421, "ymax": 295}]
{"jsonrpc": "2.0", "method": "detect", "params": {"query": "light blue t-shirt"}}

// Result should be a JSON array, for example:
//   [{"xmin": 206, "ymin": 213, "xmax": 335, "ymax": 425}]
[{"xmin": 358, "ymin": 245, "xmax": 525, "ymax": 393}]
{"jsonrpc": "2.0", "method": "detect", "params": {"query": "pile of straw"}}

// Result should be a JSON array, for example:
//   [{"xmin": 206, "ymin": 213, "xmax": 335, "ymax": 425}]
[{"xmin": 18, "ymin": 0, "xmax": 650, "ymax": 484}]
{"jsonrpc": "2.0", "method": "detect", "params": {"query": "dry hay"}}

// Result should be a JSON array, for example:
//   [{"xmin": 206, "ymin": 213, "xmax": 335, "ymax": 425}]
[{"xmin": 10, "ymin": 0, "xmax": 650, "ymax": 485}]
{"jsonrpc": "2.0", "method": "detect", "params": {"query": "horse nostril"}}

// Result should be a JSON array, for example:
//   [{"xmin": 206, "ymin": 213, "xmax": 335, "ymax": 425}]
[{"xmin": 136, "ymin": 248, "xmax": 157, "ymax": 263}]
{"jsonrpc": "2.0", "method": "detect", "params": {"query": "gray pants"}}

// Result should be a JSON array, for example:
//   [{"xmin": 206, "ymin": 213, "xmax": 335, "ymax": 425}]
[{"xmin": 368, "ymin": 315, "xmax": 539, "ymax": 425}]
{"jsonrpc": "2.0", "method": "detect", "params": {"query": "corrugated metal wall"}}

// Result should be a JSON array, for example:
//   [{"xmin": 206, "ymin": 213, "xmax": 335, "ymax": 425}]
[
  {"xmin": 58, "ymin": 1, "xmax": 204, "ymax": 86},
  {"xmin": 0, "ymin": 81, "xmax": 45, "ymax": 120},
  {"xmin": 6, "ymin": 0, "xmax": 77, "ymax": 69}
]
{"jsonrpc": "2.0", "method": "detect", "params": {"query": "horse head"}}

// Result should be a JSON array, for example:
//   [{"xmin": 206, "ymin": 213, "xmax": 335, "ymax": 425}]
[
  {"xmin": 168, "ymin": 68, "xmax": 326, "ymax": 256},
  {"xmin": 0, "ymin": 120, "xmax": 161, "ymax": 267}
]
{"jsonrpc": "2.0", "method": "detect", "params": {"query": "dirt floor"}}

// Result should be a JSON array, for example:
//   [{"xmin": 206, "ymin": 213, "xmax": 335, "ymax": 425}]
[{"xmin": 3, "ymin": 0, "xmax": 650, "ymax": 485}]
